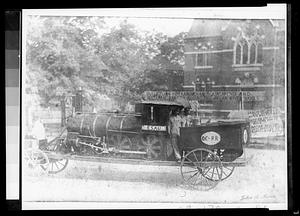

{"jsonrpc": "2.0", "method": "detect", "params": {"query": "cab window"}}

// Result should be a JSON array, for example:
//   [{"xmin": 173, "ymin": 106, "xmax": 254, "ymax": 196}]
[{"xmin": 142, "ymin": 105, "xmax": 169, "ymax": 125}]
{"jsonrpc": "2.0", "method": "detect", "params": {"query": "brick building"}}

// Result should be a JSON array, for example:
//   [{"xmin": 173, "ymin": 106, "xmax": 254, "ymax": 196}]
[{"xmin": 183, "ymin": 19, "xmax": 285, "ymax": 89}]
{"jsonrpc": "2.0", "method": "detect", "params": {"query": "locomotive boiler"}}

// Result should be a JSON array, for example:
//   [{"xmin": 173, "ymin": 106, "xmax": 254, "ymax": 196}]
[{"xmin": 64, "ymin": 101, "xmax": 184, "ymax": 160}]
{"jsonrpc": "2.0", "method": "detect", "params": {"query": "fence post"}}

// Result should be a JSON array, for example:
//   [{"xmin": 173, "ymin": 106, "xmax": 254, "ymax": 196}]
[{"xmin": 61, "ymin": 94, "xmax": 66, "ymax": 127}]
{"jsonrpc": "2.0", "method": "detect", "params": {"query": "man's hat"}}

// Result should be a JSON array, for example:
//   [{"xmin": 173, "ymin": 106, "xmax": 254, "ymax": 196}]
[{"xmin": 175, "ymin": 97, "xmax": 191, "ymax": 108}]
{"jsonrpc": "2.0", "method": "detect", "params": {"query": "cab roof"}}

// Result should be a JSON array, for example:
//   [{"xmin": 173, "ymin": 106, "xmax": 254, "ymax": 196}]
[{"xmin": 137, "ymin": 100, "xmax": 184, "ymax": 107}]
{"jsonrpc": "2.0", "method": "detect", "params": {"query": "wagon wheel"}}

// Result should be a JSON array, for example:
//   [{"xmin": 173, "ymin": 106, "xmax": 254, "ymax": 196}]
[
  {"xmin": 47, "ymin": 127, "xmax": 68, "ymax": 151},
  {"xmin": 138, "ymin": 135, "xmax": 162, "ymax": 159},
  {"xmin": 108, "ymin": 134, "xmax": 132, "ymax": 150},
  {"xmin": 41, "ymin": 158, "xmax": 69, "ymax": 174},
  {"xmin": 218, "ymin": 165, "xmax": 235, "ymax": 181},
  {"xmin": 24, "ymin": 148, "xmax": 49, "ymax": 174},
  {"xmin": 180, "ymin": 148, "xmax": 222, "ymax": 190},
  {"xmin": 207, "ymin": 149, "xmax": 235, "ymax": 181},
  {"xmin": 46, "ymin": 135, "xmax": 70, "ymax": 155}
]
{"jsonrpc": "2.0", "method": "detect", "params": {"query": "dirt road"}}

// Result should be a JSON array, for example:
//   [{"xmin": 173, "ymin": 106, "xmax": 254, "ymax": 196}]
[{"xmin": 22, "ymin": 148, "xmax": 287, "ymax": 209}]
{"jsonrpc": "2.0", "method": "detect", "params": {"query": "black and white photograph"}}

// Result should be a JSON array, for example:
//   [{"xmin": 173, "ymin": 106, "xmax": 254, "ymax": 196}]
[{"xmin": 21, "ymin": 6, "xmax": 288, "ymax": 210}]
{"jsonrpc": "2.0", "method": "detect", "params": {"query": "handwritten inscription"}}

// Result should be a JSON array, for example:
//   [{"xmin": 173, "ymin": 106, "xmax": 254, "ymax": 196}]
[
  {"xmin": 240, "ymin": 194, "xmax": 276, "ymax": 201},
  {"xmin": 248, "ymin": 108, "xmax": 284, "ymax": 137}
]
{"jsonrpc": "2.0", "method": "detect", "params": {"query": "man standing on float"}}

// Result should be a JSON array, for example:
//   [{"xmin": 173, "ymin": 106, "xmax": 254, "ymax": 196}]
[{"xmin": 168, "ymin": 109, "xmax": 182, "ymax": 161}]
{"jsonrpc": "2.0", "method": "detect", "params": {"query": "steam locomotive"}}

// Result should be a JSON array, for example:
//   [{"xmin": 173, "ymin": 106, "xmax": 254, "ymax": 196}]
[{"xmin": 59, "ymin": 100, "xmax": 250, "ymax": 161}]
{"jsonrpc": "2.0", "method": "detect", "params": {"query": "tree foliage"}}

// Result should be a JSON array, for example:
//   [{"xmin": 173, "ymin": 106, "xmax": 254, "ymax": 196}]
[
  {"xmin": 26, "ymin": 16, "xmax": 107, "ymax": 106},
  {"xmin": 26, "ymin": 16, "xmax": 187, "ymax": 108}
]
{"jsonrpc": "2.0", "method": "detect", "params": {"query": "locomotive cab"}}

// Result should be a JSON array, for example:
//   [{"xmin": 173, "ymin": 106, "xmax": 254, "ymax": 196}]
[{"xmin": 135, "ymin": 101, "xmax": 184, "ymax": 134}]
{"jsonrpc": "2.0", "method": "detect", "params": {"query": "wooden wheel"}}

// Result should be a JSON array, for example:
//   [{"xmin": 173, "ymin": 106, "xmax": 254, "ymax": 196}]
[
  {"xmin": 41, "ymin": 158, "xmax": 69, "ymax": 174},
  {"xmin": 24, "ymin": 148, "xmax": 49, "ymax": 173},
  {"xmin": 210, "ymin": 149, "xmax": 235, "ymax": 180},
  {"xmin": 180, "ymin": 148, "xmax": 223, "ymax": 190},
  {"xmin": 47, "ymin": 127, "xmax": 68, "ymax": 151},
  {"xmin": 138, "ymin": 135, "xmax": 162, "ymax": 159},
  {"xmin": 217, "ymin": 165, "xmax": 235, "ymax": 181}
]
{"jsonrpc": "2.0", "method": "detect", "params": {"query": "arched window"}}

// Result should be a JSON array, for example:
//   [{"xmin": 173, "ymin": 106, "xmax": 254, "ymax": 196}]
[
  {"xmin": 257, "ymin": 43, "xmax": 263, "ymax": 63},
  {"xmin": 242, "ymin": 43, "xmax": 248, "ymax": 64},
  {"xmin": 250, "ymin": 43, "xmax": 256, "ymax": 64},
  {"xmin": 233, "ymin": 29, "xmax": 264, "ymax": 65},
  {"xmin": 235, "ymin": 44, "xmax": 242, "ymax": 64}
]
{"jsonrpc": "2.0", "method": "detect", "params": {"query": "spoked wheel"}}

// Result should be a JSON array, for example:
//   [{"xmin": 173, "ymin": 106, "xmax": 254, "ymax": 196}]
[
  {"xmin": 218, "ymin": 165, "xmax": 235, "ymax": 181},
  {"xmin": 139, "ymin": 135, "xmax": 163, "ymax": 160},
  {"xmin": 46, "ymin": 127, "xmax": 68, "ymax": 151},
  {"xmin": 180, "ymin": 148, "xmax": 223, "ymax": 191},
  {"xmin": 41, "ymin": 158, "xmax": 69, "ymax": 174},
  {"xmin": 109, "ymin": 134, "xmax": 132, "ymax": 150},
  {"xmin": 24, "ymin": 148, "xmax": 49, "ymax": 174},
  {"xmin": 210, "ymin": 149, "xmax": 235, "ymax": 181},
  {"xmin": 119, "ymin": 135, "xmax": 132, "ymax": 151}
]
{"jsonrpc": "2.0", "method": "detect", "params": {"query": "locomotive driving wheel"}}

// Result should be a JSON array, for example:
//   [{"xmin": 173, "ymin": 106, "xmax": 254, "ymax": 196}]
[
  {"xmin": 180, "ymin": 148, "xmax": 223, "ymax": 190},
  {"xmin": 139, "ymin": 135, "xmax": 162, "ymax": 160},
  {"xmin": 108, "ymin": 134, "xmax": 132, "ymax": 151}
]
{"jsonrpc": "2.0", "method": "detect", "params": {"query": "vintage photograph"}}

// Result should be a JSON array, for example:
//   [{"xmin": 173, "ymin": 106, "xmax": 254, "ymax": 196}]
[{"xmin": 21, "ymin": 6, "xmax": 287, "ymax": 209}]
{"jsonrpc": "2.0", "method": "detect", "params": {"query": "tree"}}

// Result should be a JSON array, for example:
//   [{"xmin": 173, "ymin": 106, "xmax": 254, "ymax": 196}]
[
  {"xmin": 26, "ymin": 16, "xmax": 107, "ymax": 106},
  {"xmin": 140, "ymin": 32, "xmax": 187, "ymax": 91},
  {"xmin": 26, "ymin": 16, "xmax": 188, "ymax": 109},
  {"xmin": 95, "ymin": 20, "xmax": 166, "ymax": 103}
]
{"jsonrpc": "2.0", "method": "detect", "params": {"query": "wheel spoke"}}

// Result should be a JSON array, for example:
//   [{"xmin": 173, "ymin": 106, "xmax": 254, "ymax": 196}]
[
  {"xmin": 54, "ymin": 162, "xmax": 60, "ymax": 170},
  {"xmin": 187, "ymin": 171, "xmax": 199, "ymax": 182},
  {"xmin": 216, "ymin": 167, "xmax": 220, "ymax": 179},
  {"xmin": 224, "ymin": 166, "xmax": 233, "ymax": 171},
  {"xmin": 210, "ymin": 167, "xmax": 215, "ymax": 179},
  {"xmin": 202, "ymin": 167, "xmax": 212, "ymax": 176},
  {"xmin": 191, "ymin": 172, "xmax": 200, "ymax": 185},
  {"xmin": 149, "ymin": 149, "xmax": 158, "ymax": 158},
  {"xmin": 193, "ymin": 152, "xmax": 199, "ymax": 163},
  {"xmin": 183, "ymin": 169, "xmax": 198, "ymax": 174},
  {"xmin": 185, "ymin": 157, "xmax": 195, "ymax": 164},
  {"xmin": 57, "ymin": 161, "xmax": 65, "ymax": 166}
]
